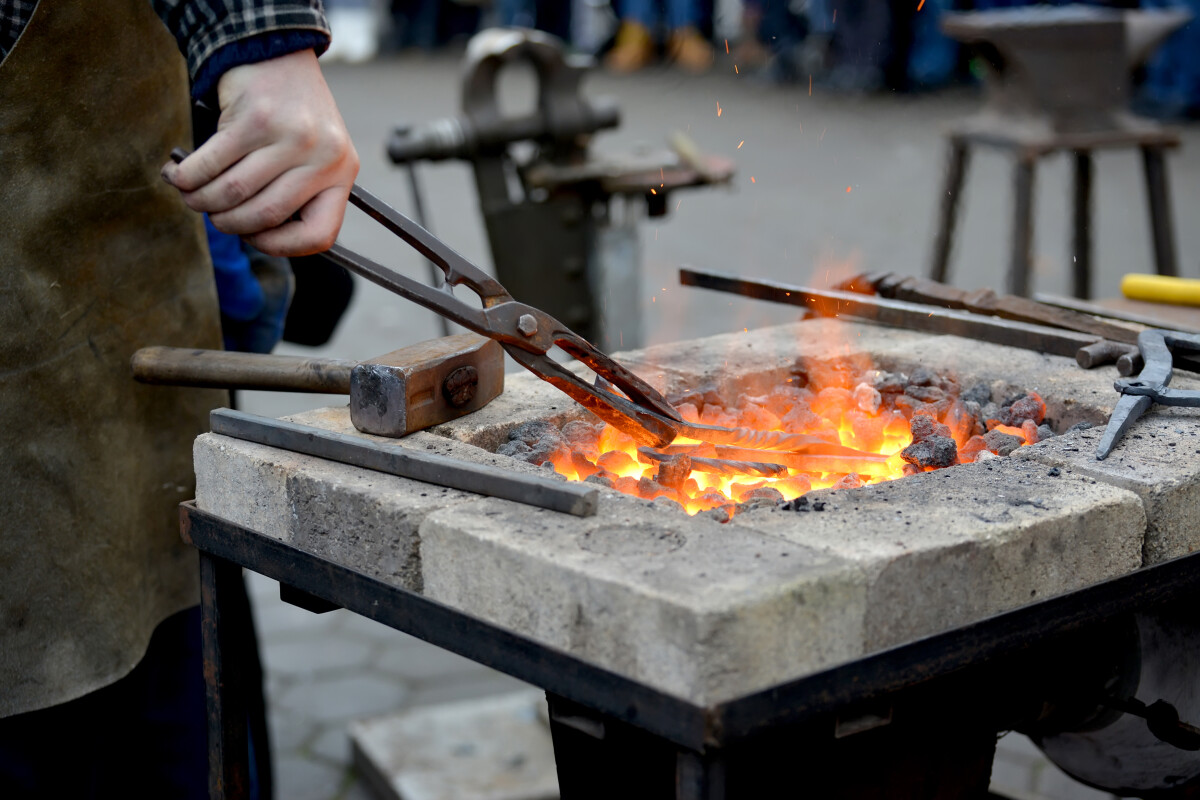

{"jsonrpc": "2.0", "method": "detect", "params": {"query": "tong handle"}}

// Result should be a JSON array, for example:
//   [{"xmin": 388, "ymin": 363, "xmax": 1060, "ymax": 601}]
[{"xmin": 348, "ymin": 185, "xmax": 510, "ymax": 308}]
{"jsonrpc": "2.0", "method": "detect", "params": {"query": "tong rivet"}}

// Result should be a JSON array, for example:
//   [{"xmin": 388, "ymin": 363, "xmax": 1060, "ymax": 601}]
[{"xmin": 518, "ymin": 314, "xmax": 538, "ymax": 337}]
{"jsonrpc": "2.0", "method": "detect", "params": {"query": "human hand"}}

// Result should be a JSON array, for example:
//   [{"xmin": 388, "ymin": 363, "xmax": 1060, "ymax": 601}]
[{"xmin": 162, "ymin": 48, "xmax": 359, "ymax": 256}]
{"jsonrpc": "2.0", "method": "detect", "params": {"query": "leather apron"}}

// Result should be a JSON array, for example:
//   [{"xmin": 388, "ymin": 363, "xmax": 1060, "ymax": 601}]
[{"xmin": 0, "ymin": 0, "xmax": 226, "ymax": 717}]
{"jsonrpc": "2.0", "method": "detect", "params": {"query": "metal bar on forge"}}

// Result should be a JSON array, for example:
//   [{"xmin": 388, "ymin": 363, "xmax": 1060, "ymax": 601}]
[
  {"xmin": 208, "ymin": 408, "xmax": 597, "ymax": 517},
  {"xmin": 679, "ymin": 267, "xmax": 1101, "ymax": 358}
]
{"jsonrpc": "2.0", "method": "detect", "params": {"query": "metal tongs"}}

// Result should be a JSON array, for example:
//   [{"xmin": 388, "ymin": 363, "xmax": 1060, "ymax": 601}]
[
  {"xmin": 1096, "ymin": 329, "xmax": 1200, "ymax": 460},
  {"xmin": 326, "ymin": 185, "xmax": 853, "ymax": 455}
]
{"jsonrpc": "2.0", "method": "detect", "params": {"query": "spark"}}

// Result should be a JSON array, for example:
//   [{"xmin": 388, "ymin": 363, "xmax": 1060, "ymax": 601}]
[
  {"xmin": 808, "ymin": 75, "xmax": 812, "ymax": 96},
  {"xmin": 734, "ymin": 64, "xmax": 739, "ymax": 74},
  {"xmin": 917, "ymin": 0, "xmax": 926, "ymax": 9},
  {"xmin": 750, "ymin": 176, "xmax": 756, "ymax": 183},
  {"xmin": 676, "ymin": 198, "xmax": 682, "ymax": 211},
  {"xmin": 725, "ymin": 38, "xmax": 729, "ymax": 54},
  {"xmin": 846, "ymin": 186, "xmax": 852, "ymax": 193},
  {"xmin": 650, "ymin": 188, "xmax": 657, "ymax": 194},
  {"xmin": 737, "ymin": 140, "xmax": 744, "ymax": 149},
  {"xmin": 717, "ymin": 101, "xmax": 722, "ymax": 117}
]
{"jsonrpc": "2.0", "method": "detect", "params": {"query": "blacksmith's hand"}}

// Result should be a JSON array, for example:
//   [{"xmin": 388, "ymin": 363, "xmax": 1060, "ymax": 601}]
[{"xmin": 161, "ymin": 49, "xmax": 359, "ymax": 256}]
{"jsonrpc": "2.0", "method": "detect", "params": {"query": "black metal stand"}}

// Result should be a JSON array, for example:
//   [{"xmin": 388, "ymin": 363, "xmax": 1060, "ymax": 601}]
[
  {"xmin": 182, "ymin": 503, "xmax": 1200, "ymax": 799},
  {"xmin": 929, "ymin": 130, "xmax": 1182, "ymax": 300}
]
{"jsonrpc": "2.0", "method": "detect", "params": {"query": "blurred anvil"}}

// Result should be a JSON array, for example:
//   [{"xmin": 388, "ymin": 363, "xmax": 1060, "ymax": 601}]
[{"xmin": 942, "ymin": 5, "xmax": 1191, "ymax": 142}]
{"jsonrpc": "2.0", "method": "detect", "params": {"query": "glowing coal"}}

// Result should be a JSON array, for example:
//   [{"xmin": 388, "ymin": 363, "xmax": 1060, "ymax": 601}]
[{"xmin": 496, "ymin": 354, "xmax": 1053, "ymax": 516}]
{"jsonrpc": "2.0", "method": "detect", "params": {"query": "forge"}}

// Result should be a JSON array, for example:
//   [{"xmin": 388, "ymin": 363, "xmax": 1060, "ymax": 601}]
[{"xmin": 195, "ymin": 317, "xmax": 1200, "ymax": 710}]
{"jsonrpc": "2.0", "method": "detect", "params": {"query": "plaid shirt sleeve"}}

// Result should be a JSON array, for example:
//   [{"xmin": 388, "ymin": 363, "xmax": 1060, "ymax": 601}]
[
  {"xmin": 150, "ymin": 0, "xmax": 330, "ymax": 81},
  {"xmin": 2, "ymin": 1, "xmax": 329, "ymax": 77}
]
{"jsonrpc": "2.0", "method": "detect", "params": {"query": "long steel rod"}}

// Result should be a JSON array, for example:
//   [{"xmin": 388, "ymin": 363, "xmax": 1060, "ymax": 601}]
[
  {"xmin": 209, "ymin": 409, "xmax": 597, "ymax": 517},
  {"xmin": 679, "ymin": 267, "xmax": 1101, "ymax": 359}
]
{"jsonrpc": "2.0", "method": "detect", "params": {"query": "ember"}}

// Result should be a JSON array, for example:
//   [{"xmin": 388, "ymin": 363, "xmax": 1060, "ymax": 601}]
[{"xmin": 497, "ymin": 355, "xmax": 1051, "ymax": 516}]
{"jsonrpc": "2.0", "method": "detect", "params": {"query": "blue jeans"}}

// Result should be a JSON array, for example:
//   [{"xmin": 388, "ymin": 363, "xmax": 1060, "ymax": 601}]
[{"xmin": 621, "ymin": 0, "xmax": 700, "ymax": 29}]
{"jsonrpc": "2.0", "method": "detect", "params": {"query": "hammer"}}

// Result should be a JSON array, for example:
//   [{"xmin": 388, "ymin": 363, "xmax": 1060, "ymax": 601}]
[{"xmin": 132, "ymin": 333, "xmax": 503, "ymax": 438}]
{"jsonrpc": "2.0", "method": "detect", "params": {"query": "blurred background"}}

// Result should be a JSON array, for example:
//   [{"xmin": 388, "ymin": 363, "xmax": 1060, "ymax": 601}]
[{"xmin": 233, "ymin": 2, "xmax": 1200, "ymax": 798}]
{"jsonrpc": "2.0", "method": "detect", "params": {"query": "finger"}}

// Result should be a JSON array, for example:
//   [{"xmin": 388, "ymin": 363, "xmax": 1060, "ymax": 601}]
[
  {"xmin": 207, "ymin": 165, "xmax": 324, "ymax": 235},
  {"xmin": 244, "ymin": 186, "xmax": 349, "ymax": 257},
  {"xmin": 162, "ymin": 124, "xmax": 261, "ymax": 192},
  {"xmin": 176, "ymin": 148, "xmax": 282, "ymax": 215}
]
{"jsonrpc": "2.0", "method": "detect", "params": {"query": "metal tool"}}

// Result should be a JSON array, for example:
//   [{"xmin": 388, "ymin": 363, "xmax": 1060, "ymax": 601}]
[
  {"xmin": 385, "ymin": 27, "xmax": 732, "ymax": 351},
  {"xmin": 322, "ymin": 185, "xmax": 864, "ymax": 454},
  {"xmin": 209, "ymin": 408, "xmax": 597, "ymax": 516},
  {"xmin": 680, "ymin": 267, "xmax": 1107, "ymax": 359},
  {"xmin": 133, "ymin": 334, "xmax": 503, "ymax": 438},
  {"xmin": 1095, "ymin": 329, "xmax": 1200, "ymax": 459},
  {"xmin": 840, "ymin": 272, "xmax": 1141, "ymax": 347}
]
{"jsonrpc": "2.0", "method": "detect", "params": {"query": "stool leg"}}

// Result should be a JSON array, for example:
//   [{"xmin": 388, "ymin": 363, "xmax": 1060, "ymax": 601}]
[
  {"xmin": 930, "ymin": 138, "xmax": 969, "ymax": 283},
  {"xmin": 1142, "ymin": 145, "xmax": 1179, "ymax": 278},
  {"xmin": 1072, "ymin": 150, "xmax": 1093, "ymax": 299},
  {"xmin": 1009, "ymin": 157, "xmax": 1036, "ymax": 297}
]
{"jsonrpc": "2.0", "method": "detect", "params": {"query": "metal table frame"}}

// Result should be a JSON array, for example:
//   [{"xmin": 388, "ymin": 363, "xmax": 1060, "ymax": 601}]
[{"xmin": 182, "ymin": 502, "xmax": 1200, "ymax": 799}]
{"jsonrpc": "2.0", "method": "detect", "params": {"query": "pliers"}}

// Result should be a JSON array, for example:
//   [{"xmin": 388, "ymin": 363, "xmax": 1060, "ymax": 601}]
[
  {"xmin": 1096, "ymin": 329, "xmax": 1200, "ymax": 460},
  {"xmin": 324, "ymin": 185, "xmax": 853, "ymax": 454}
]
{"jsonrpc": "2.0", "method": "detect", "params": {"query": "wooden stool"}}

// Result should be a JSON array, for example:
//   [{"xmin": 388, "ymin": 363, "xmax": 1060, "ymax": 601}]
[{"xmin": 930, "ymin": 125, "xmax": 1181, "ymax": 300}]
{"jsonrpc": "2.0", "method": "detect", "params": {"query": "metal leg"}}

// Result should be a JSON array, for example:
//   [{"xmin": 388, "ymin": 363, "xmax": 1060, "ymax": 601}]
[
  {"xmin": 1072, "ymin": 150, "xmax": 1093, "ymax": 300},
  {"xmin": 675, "ymin": 750, "xmax": 726, "ymax": 800},
  {"xmin": 1009, "ymin": 157, "xmax": 1037, "ymax": 297},
  {"xmin": 546, "ymin": 693, "xmax": 679, "ymax": 799},
  {"xmin": 931, "ymin": 138, "xmax": 970, "ymax": 284},
  {"xmin": 1142, "ymin": 145, "xmax": 1180, "ymax": 278},
  {"xmin": 200, "ymin": 552, "xmax": 251, "ymax": 800}
]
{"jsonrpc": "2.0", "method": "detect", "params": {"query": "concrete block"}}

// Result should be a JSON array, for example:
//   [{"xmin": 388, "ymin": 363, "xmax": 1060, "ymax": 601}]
[
  {"xmin": 731, "ymin": 457, "xmax": 1145, "ymax": 652},
  {"xmin": 349, "ymin": 691, "xmax": 558, "ymax": 800},
  {"xmin": 419, "ymin": 495, "xmax": 868, "ymax": 704},
  {"xmin": 1013, "ymin": 413, "xmax": 1200, "ymax": 565},
  {"xmin": 194, "ymin": 434, "xmax": 292, "ymax": 540}
]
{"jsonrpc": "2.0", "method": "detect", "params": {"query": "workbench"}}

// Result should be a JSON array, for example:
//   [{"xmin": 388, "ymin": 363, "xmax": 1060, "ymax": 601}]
[{"xmin": 189, "ymin": 320, "xmax": 1200, "ymax": 798}]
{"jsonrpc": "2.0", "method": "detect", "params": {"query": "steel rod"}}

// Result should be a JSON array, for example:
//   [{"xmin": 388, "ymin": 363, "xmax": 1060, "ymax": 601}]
[
  {"xmin": 679, "ymin": 268, "xmax": 1101, "ymax": 359},
  {"xmin": 209, "ymin": 408, "xmax": 597, "ymax": 517}
]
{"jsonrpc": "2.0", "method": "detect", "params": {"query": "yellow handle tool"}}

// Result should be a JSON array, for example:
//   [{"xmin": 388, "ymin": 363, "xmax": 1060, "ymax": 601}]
[{"xmin": 1121, "ymin": 274, "xmax": 1200, "ymax": 307}]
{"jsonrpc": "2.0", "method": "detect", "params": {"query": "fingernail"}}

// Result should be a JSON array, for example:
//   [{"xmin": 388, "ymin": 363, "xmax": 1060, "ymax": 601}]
[{"xmin": 160, "ymin": 167, "xmax": 174, "ymax": 187}]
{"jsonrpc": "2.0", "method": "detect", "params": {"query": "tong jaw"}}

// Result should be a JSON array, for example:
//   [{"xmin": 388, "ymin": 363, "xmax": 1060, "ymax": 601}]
[{"xmin": 1096, "ymin": 329, "xmax": 1200, "ymax": 460}]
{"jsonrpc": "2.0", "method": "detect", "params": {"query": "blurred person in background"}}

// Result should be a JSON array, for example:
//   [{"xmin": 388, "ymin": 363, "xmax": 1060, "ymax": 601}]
[
  {"xmin": 494, "ymin": 0, "xmax": 572, "ymax": 39},
  {"xmin": 605, "ymin": 0, "xmax": 714, "ymax": 72}
]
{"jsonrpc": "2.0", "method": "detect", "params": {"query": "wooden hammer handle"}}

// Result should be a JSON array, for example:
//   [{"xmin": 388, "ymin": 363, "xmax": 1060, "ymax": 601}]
[{"xmin": 132, "ymin": 347, "xmax": 355, "ymax": 393}]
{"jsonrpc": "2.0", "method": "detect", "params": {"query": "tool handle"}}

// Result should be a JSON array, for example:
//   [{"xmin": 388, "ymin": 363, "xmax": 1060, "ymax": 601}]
[
  {"xmin": 1122, "ymin": 274, "xmax": 1200, "ymax": 307},
  {"xmin": 132, "ymin": 347, "xmax": 355, "ymax": 393}
]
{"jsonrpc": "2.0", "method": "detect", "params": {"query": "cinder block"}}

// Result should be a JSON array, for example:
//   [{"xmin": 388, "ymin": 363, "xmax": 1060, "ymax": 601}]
[
  {"xmin": 731, "ymin": 457, "xmax": 1144, "ymax": 652},
  {"xmin": 419, "ymin": 495, "xmax": 868, "ymax": 704}
]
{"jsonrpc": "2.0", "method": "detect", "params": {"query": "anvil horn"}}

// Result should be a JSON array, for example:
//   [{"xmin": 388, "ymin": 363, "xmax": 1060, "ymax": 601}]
[{"xmin": 1125, "ymin": 9, "xmax": 1192, "ymax": 68}]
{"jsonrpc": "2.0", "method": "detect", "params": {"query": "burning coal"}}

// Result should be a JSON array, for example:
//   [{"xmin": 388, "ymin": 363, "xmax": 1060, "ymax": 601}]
[{"xmin": 498, "ymin": 354, "xmax": 1061, "ymax": 517}]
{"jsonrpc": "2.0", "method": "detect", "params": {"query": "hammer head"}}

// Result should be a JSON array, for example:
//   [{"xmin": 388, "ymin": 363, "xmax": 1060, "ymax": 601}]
[{"xmin": 350, "ymin": 333, "xmax": 503, "ymax": 437}]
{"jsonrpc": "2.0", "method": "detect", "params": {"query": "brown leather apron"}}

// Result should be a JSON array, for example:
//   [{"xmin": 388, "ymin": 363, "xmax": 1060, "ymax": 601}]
[{"xmin": 0, "ymin": 0, "xmax": 226, "ymax": 717}]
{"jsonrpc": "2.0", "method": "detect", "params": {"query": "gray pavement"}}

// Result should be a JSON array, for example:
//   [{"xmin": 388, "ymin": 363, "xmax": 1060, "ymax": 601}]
[{"xmin": 242, "ymin": 48, "xmax": 1196, "ymax": 799}]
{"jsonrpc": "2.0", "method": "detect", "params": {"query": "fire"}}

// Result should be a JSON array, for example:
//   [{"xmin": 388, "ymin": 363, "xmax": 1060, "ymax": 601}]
[{"xmin": 543, "ymin": 357, "xmax": 1045, "ymax": 517}]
